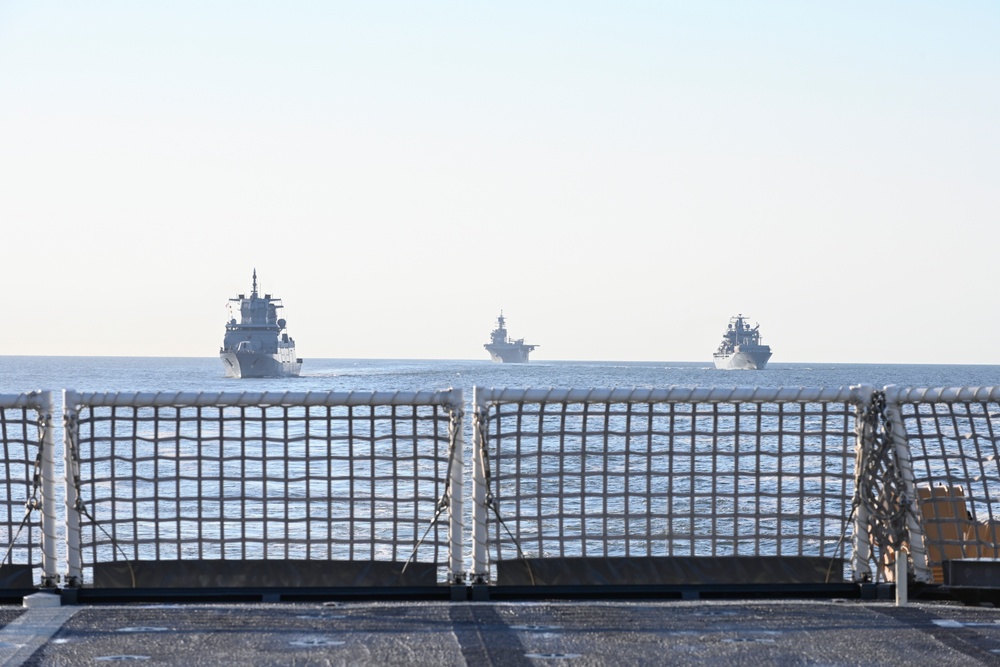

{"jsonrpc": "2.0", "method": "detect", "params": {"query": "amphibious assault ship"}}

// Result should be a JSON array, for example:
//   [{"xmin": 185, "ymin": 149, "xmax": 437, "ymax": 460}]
[
  {"xmin": 220, "ymin": 270, "xmax": 302, "ymax": 378},
  {"xmin": 484, "ymin": 312, "xmax": 537, "ymax": 363},
  {"xmin": 713, "ymin": 314, "xmax": 772, "ymax": 370}
]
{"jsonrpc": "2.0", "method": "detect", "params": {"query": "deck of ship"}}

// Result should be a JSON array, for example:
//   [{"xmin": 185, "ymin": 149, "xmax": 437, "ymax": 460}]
[{"xmin": 3, "ymin": 598, "xmax": 1000, "ymax": 666}]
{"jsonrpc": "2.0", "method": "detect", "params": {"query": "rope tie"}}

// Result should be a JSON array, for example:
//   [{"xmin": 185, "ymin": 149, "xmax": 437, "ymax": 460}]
[
  {"xmin": 845, "ymin": 391, "xmax": 908, "ymax": 582},
  {"xmin": 402, "ymin": 407, "xmax": 460, "ymax": 574},
  {"xmin": 65, "ymin": 410, "xmax": 137, "ymax": 588},
  {"xmin": 475, "ymin": 409, "xmax": 535, "ymax": 585},
  {"xmin": 0, "ymin": 409, "xmax": 47, "ymax": 569}
]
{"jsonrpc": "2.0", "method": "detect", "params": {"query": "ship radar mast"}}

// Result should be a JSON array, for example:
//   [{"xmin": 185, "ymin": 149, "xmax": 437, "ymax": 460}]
[
  {"xmin": 491, "ymin": 311, "xmax": 509, "ymax": 345},
  {"xmin": 251, "ymin": 268, "xmax": 258, "ymax": 299}
]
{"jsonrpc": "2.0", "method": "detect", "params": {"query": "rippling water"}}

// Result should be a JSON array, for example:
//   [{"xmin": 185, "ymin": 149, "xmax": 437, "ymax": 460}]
[
  {"xmin": 3, "ymin": 357, "xmax": 997, "ymax": 579},
  {"xmin": 1, "ymin": 356, "xmax": 997, "ymax": 395}
]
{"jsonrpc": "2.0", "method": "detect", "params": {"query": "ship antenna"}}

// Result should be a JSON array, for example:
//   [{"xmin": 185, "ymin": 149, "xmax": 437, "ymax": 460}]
[{"xmin": 252, "ymin": 268, "xmax": 258, "ymax": 298}]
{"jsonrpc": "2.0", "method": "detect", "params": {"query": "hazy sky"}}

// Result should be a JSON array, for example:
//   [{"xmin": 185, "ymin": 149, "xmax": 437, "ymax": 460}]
[{"xmin": 1, "ymin": 2, "xmax": 998, "ymax": 363}]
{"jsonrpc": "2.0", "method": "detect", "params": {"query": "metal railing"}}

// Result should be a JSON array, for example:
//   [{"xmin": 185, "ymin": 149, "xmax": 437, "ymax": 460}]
[
  {"xmin": 881, "ymin": 386, "xmax": 1000, "ymax": 584},
  {"xmin": 0, "ymin": 391, "xmax": 58, "ymax": 590},
  {"xmin": 2, "ymin": 383, "xmax": 1000, "ymax": 595},
  {"xmin": 62, "ymin": 389, "xmax": 464, "ymax": 588},
  {"xmin": 471, "ymin": 386, "xmax": 873, "ymax": 585}
]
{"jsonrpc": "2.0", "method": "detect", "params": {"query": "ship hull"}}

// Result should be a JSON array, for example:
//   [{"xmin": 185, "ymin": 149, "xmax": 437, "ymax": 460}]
[
  {"xmin": 221, "ymin": 351, "xmax": 302, "ymax": 378},
  {"xmin": 485, "ymin": 344, "xmax": 533, "ymax": 363},
  {"xmin": 714, "ymin": 348, "xmax": 772, "ymax": 370}
]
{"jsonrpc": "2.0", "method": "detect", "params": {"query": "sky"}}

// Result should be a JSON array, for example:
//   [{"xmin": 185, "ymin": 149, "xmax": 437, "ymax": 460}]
[{"xmin": 1, "ymin": 2, "xmax": 998, "ymax": 364}]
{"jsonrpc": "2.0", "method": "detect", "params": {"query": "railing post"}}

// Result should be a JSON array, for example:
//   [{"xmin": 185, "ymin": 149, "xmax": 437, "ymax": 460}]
[
  {"xmin": 38, "ymin": 391, "xmax": 59, "ymax": 587},
  {"xmin": 62, "ymin": 390, "xmax": 82, "ymax": 587},
  {"xmin": 882, "ymin": 385, "xmax": 932, "ymax": 584},
  {"xmin": 896, "ymin": 555, "xmax": 908, "ymax": 605},
  {"xmin": 447, "ymin": 391, "xmax": 465, "ymax": 584},
  {"xmin": 851, "ymin": 386, "xmax": 873, "ymax": 582},
  {"xmin": 471, "ymin": 387, "xmax": 489, "ymax": 583}
]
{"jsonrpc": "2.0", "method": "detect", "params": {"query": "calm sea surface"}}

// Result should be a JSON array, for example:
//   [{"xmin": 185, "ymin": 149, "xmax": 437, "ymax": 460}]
[
  {"xmin": 2, "ymin": 356, "xmax": 999, "ymax": 396},
  {"xmin": 4, "ymin": 357, "xmax": 998, "ymax": 574}
]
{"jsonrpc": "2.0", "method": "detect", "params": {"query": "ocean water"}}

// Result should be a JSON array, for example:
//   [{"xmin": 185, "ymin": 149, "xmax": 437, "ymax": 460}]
[
  {"xmin": 3, "ymin": 356, "xmax": 998, "ymax": 579},
  {"xmin": 1, "ymin": 356, "xmax": 998, "ymax": 396}
]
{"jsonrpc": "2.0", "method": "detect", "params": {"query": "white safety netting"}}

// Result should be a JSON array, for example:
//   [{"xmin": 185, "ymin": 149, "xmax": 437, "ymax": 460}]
[
  {"xmin": 0, "ymin": 392, "xmax": 55, "ymax": 588},
  {"xmin": 472, "ymin": 387, "xmax": 873, "ymax": 584},
  {"xmin": 881, "ymin": 386, "xmax": 1000, "ymax": 584},
  {"xmin": 64, "ymin": 390, "xmax": 463, "ymax": 586}
]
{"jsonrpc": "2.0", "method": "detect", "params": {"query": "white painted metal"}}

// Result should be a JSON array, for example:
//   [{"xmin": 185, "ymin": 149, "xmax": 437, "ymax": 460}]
[
  {"xmin": 37, "ymin": 391, "xmax": 59, "ymax": 588},
  {"xmin": 448, "ymin": 406, "xmax": 465, "ymax": 584},
  {"xmin": 882, "ymin": 385, "xmax": 932, "ymax": 583},
  {"xmin": 851, "ymin": 398, "xmax": 874, "ymax": 582},
  {"xmin": 62, "ymin": 391, "xmax": 83, "ymax": 586},
  {"xmin": 471, "ymin": 387, "xmax": 490, "ymax": 583},
  {"xmin": 886, "ymin": 385, "xmax": 1000, "ymax": 403}
]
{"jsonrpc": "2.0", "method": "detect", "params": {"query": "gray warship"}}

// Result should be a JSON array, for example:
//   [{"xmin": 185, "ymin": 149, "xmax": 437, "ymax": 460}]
[
  {"xmin": 484, "ymin": 312, "xmax": 537, "ymax": 363},
  {"xmin": 713, "ymin": 314, "xmax": 772, "ymax": 370},
  {"xmin": 220, "ymin": 270, "xmax": 302, "ymax": 378}
]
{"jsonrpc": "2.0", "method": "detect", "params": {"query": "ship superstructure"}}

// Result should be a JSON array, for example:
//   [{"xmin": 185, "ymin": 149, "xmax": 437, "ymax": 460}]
[
  {"xmin": 220, "ymin": 270, "xmax": 302, "ymax": 378},
  {"xmin": 484, "ymin": 312, "xmax": 537, "ymax": 363},
  {"xmin": 713, "ymin": 314, "xmax": 772, "ymax": 370}
]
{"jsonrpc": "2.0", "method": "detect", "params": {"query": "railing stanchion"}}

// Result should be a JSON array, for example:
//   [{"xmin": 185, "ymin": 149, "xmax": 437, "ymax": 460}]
[
  {"xmin": 62, "ymin": 390, "xmax": 82, "ymax": 587},
  {"xmin": 471, "ymin": 387, "xmax": 489, "ymax": 583},
  {"xmin": 448, "ymin": 392, "xmax": 464, "ymax": 584},
  {"xmin": 38, "ymin": 391, "xmax": 59, "ymax": 587},
  {"xmin": 883, "ymin": 386, "xmax": 932, "ymax": 585},
  {"xmin": 851, "ymin": 387, "xmax": 873, "ymax": 582}
]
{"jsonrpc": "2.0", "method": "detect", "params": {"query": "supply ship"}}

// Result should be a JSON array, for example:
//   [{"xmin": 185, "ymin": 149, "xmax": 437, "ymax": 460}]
[
  {"xmin": 484, "ymin": 312, "xmax": 537, "ymax": 363},
  {"xmin": 713, "ymin": 314, "xmax": 772, "ymax": 370},
  {"xmin": 220, "ymin": 270, "xmax": 302, "ymax": 378}
]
